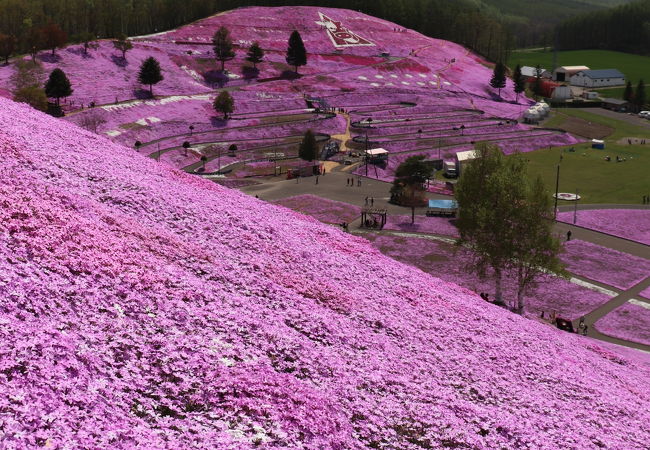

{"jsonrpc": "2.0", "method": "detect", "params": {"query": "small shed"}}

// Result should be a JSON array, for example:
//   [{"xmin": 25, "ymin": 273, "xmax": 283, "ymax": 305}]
[
  {"xmin": 455, "ymin": 149, "xmax": 479, "ymax": 175},
  {"xmin": 551, "ymin": 85, "xmax": 572, "ymax": 101},
  {"xmin": 365, "ymin": 148, "xmax": 389, "ymax": 164},
  {"xmin": 521, "ymin": 66, "xmax": 552, "ymax": 79},
  {"xmin": 570, "ymin": 69, "xmax": 625, "ymax": 87},
  {"xmin": 591, "ymin": 139, "xmax": 605, "ymax": 149},
  {"xmin": 553, "ymin": 66, "xmax": 590, "ymax": 82},
  {"xmin": 602, "ymin": 98, "xmax": 630, "ymax": 112}
]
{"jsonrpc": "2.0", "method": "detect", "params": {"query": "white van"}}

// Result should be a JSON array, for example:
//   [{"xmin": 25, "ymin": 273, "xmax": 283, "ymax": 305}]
[{"xmin": 638, "ymin": 111, "xmax": 650, "ymax": 118}]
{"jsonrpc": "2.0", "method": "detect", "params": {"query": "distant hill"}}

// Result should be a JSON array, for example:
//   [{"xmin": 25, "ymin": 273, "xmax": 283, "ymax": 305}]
[{"xmin": 556, "ymin": 0, "xmax": 650, "ymax": 54}]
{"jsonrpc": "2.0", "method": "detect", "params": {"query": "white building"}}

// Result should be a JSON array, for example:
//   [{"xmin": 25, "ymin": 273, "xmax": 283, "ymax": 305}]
[
  {"xmin": 570, "ymin": 69, "xmax": 626, "ymax": 88},
  {"xmin": 551, "ymin": 85, "xmax": 572, "ymax": 101},
  {"xmin": 553, "ymin": 65, "xmax": 590, "ymax": 82},
  {"xmin": 521, "ymin": 66, "xmax": 551, "ymax": 79}
]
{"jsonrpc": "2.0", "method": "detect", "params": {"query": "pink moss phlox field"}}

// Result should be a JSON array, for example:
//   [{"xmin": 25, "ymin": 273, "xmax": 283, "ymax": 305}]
[
  {"xmin": 595, "ymin": 301, "xmax": 650, "ymax": 346},
  {"xmin": 641, "ymin": 285, "xmax": 650, "ymax": 299},
  {"xmin": 368, "ymin": 234, "xmax": 612, "ymax": 321},
  {"xmin": 1, "ymin": 25, "xmax": 649, "ymax": 450},
  {"xmin": 273, "ymin": 194, "xmax": 361, "ymax": 224},
  {"xmin": 558, "ymin": 209, "xmax": 650, "ymax": 246},
  {"xmin": 562, "ymin": 240, "xmax": 650, "ymax": 290},
  {"xmin": 383, "ymin": 215, "xmax": 459, "ymax": 237}
]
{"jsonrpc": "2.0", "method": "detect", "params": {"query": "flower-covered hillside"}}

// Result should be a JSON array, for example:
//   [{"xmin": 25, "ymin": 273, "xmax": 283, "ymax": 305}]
[{"xmin": 1, "ymin": 97, "xmax": 649, "ymax": 448}]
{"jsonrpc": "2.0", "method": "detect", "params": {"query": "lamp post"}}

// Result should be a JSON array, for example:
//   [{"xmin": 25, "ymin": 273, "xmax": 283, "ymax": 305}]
[
  {"xmin": 573, "ymin": 188, "xmax": 579, "ymax": 224},
  {"xmin": 553, "ymin": 163, "xmax": 560, "ymax": 219}
]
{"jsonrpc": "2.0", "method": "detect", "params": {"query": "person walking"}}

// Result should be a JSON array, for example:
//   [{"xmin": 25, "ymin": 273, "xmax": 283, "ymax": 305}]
[
  {"xmin": 364, "ymin": 196, "xmax": 368, "ymax": 206},
  {"xmin": 566, "ymin": 230, "xmax": 572, "ymax": 241},
  {"xmin": 370, "ymin": 197, "xmax": 374, "ymax": 207},
  {"xmin": 315, "ymin": 176, "xmax": 319, "ymax": 185}
]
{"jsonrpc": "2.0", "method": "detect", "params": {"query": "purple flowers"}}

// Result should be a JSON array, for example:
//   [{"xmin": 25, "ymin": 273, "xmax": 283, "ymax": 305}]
[
  {"xmin": 273, "ymin": 194, "xmax": 361, "ymax": 224},
  {"xmin": 558, "ymin": 209, "xmax": 650, "ymax": 246}
]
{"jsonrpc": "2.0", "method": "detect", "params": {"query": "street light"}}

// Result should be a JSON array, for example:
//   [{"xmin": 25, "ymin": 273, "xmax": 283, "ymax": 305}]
[{"xmin": 553, "ymin": 163, "xmax": 560, "ymax": 219}]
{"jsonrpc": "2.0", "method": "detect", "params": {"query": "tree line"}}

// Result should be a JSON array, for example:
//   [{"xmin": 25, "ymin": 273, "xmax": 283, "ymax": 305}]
[
  {"xmin": 0, "ymin": 0, "xmax": 513, "ymax": 64},
  {"xmin": 556, "ymin": 0, "xmax": 650, "ymax": 54}
]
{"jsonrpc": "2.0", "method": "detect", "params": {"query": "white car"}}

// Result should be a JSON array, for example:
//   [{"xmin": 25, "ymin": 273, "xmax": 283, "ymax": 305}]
[{"xmin": 639, "ymin": 111, "xmax": 650, "ymax": 118}]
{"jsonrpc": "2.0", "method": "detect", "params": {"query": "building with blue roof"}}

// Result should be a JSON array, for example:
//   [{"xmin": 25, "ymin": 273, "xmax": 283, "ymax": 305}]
[{"xmin": 570, "ymin": 69, "xmax": 626, "ymax": 87}]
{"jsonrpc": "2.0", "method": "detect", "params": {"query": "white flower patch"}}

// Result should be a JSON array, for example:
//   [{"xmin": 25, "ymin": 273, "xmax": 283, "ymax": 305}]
[
  {"xmin": 386, "ymin": 82, "xmax": 395, "ymax": 86},
  {"xmin": 443, "ymin": 81, "xmax": 452, "ymax": 86},
  {"xmin": 629, "ymin": 299, "xmax": 650, "ymax": 310},
  {"xmin": 357, "ymin": 76, "xmax": 368, "ymax": 81},
  {"xmin": 375, "ymin": 75, "xmax": 384, "ymax": 79},
  {"xmin": 370, "ymin": 82, "xmax": 380, "ymax": 87},
  {"xmin": 180, "ymin": 65, "xmax": 204, "ymax": 83},
  {"xmin": 401, "ymin": 81, "xmax": 410, "ymax": 85},
  {"xmin": 147, "ymin": 117, "xmax": 161, "ymax": 123},
  {"xmin": 419, "ymin": 73, "xmax": 428, "ymax": 78},
  {"xmin": 405, "ymin": 74, "xmax": 414, "ymax": 78},
  {"xmin": 569, "ymin": 278, "xmax": 618, "ymax": 297},
  {"xmin": 429, "ymin": 81, "xmax": 437, "ymax": 85},
  {"xmin": 135, "ymin": 118, "xmax": 148, "ymax": 126},
  {"xmin": 417, "ymin": 82, "xmax": 426, "ymax": 86},
  {"xmin": 106, "ymin": 130, "xmax": 122, "ymax": 137},
  {"xmin": 390, "ymin": 74, "xmax": 398, "ymax": 79}
]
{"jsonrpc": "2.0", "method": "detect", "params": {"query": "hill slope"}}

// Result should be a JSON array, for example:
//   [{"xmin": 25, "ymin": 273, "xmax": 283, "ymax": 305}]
[{"xmin": 1, "ymin": 97, "xmax": 650, "ymax": 447}]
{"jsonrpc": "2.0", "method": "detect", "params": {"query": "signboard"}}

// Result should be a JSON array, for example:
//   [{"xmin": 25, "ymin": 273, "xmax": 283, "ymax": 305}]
[{"xmin": 316, "ymin": 12, "xmax": 375, "ymax": 48}]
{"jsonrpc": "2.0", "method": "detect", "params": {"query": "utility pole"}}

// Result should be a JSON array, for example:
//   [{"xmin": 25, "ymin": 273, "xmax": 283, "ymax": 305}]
[
  {"xmin": 365, "ymin": 132, "xmax": 369, "ymax": 177},
  {"xmin": 573, "ymin": 188, "xmax": 579, "ymax": 224},
  {"xmin": 553, "ymin": 163, "xmax": 560, "ymax": 218}
]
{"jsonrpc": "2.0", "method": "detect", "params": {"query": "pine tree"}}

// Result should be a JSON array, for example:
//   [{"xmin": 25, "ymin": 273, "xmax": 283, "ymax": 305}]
[
  {"xmin": 246, "ymin": 42, "xmax": 264, "ymax": 69},
  {"xmin": 490, "ymin": 61, "xmax": 507, "ymax": 97},
  {"xmin": 112, "ymin": 34, "xmax": 132, "ymax": 59},
  {"xmin": 0, "ymin": 33, "xmax": 17, "ymax": 64},
  {"xmin": 389, "ymin": 155, "xmax": 433, "ymax": 224},
  {"xmin": 138, "ymin": 56, "xmax": 164, "ymax": 95},
  {"xmin": 623, "ymin": 81, "xmax": 633, "ymax": 102},
  {"xmin": 212, "ymin": 26, "xmax": 235, "ymax": 72},
  {"xmin": 513, "ymin": 64, "xmax": 526, "ymax": 102},
  {"xmin": 44, "ymin": 68, "xmax": 73, "ymax": 107},
  {"xmin": 213, "ymin": 90, "xmax": 234, "ymax": 119},
  {"xmin": 286, "ymin": 30, "xmax": 307, "ymax": 74},
  {"xmin": 635, "ymin": 79, "xmax": 646, "ymax": 111},
  {"xmin": 298, "ymin": 129, "xmax": 318, "ymax": 162}
]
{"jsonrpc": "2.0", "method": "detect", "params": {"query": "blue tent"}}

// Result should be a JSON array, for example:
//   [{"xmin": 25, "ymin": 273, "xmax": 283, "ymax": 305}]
[{"xmin": 428, "ymin": 199, "xmax": 458, "ymax": 209}]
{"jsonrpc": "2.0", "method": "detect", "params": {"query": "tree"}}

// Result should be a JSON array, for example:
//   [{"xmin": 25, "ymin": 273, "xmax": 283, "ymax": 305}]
[
  {"xmin": 623, "ymin": 81, "xmax": 633, "ymax": 102},
  {"xmin": 390, "ymin": 155, "xmax": 433, "ymax": 224},
  {"xmin": 14, "ymin": 85, "xmax": 48, "ymax": 111},
  {"xmin": 113, "ymin": 34, "xmax": 132, "ymax": 59},
  {"xmin": 455, "ymin": 143, "xmax": 565, "ymax": 311},
  {"xmin": 509, "ymin": 175, "xmax": 566, "ymax": 314},
  {"xmin": 635, "ymin": 79, "xmax": 646, "ymax": 111},
  {"xmin": 212, "ymin": 26, "xmax": 235, "ymax": 72},
  {"xmin": 75, "ymin": 32, "xmax": 99, "ymax": 55},
  {"xmin": 79, "ymin": 111, "xmax": 107, "ymax": 133},
  {"xmin": 532, "ymin": 64, "xmax": 544, "ymax": 99},
  {"xmin": 286, "ymin": 30, "xmax": 307, "ymax": 74},
  {"xmin": 298, "ymin": 129, "xmax": 318, "ymax": 162},
  {"xmin": 138, "ymin": 56, "xmax": 164, "ymax": 95},
  {"xmin": 45, "ymin": 68, "xmax": 73, "ymax": 107},
  {"xmin": 513, "ymin": 64, "xmax": 526, "ymax": 102},
  {"xmin": 0, "ymin": 33, "xmax": 17, "ymax": 64},
  {"xmin": 25, "ymin": 27, "xmax": 44, "ymax": 60},
  {"xmin": 40, "ymin": 23, "xmax": 67, "ymax": 55},
  {"xmin": 246, "ymin": 41, "xmax": 264, "ymax": 69},
  {"xmin": 490, "ymin": 61, "xmax": 507, "ymax": 97},
  {"xmin": 213, "ymin": 91, "xmax": 234, "ymax": 119}
]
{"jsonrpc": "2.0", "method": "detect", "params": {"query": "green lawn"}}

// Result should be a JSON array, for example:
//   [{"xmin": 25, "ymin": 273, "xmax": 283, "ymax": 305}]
[
  {"xmin": 521, "ymin": 109, "xmax": 650, "ymax": 204},
  {"xmin": 508, "ymin": 49, "xmax": 650, "ymax": 99}
]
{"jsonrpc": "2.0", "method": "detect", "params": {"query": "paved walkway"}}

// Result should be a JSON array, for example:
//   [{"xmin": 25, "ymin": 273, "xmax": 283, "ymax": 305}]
[{"xmin": 241, "ymin": 172, "xmax": 650, "ymax": 353}]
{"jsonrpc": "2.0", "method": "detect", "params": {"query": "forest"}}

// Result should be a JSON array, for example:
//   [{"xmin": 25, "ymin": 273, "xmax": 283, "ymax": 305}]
[{"xmin": 556, "ymin": 0, "xmax": 650, "ymax": 54}]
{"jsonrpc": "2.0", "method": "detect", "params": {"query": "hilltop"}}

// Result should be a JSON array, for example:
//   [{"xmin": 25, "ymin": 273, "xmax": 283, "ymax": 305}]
[
  {"xmin": 0, "ymin": 6, "xmax": 580, "ymax": 184},
  {"xmin": 1, "ymin": 88, "xmax": 650, "ymax": 448}
]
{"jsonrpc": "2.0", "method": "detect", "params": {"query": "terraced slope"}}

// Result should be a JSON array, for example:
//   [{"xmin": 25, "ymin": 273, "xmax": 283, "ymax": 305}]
[{"xmin": 0, "ymin": 97, "xmax": 649, "ymax": 447}]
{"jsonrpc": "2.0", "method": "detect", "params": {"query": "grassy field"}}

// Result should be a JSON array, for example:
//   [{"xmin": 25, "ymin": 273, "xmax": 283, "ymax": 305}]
[
  {"xmin": 508, "ymin": 49, "xmax": 650, "ymax": 98},
  {"xmin": 521, "ymin": 109, "xmax": 650, "ymax": 204}
]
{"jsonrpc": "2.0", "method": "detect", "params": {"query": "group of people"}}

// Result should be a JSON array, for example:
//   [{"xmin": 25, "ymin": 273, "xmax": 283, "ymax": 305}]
[
  {"xmin": 642, "ymin": 195, "xmax": 650, "ymax": 204},
  {"xmin": 627, "ymin": 138, "xmax": 646, "ymax": 145},
  {"xmin": 364, "ymin": 196, "xmax": 374, "ymax": 207},
  {"xmin": 347, "ymin": 178, "xmax": 361, "ymax": 187}
]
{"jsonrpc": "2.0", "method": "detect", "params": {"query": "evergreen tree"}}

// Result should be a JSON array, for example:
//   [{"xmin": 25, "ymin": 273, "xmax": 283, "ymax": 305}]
[
  {"xmin": 0, "ymin": 33, "xmax": 17, "ymax": 64},
  {"xmin": 455, "ymin": 143, "xmax": 565, "ymax": 310},
  {"xmin": 298, "ymin": 129, "xmax": 318, "ymax": 162},
  {"xmin": 246, "ymin": 41, "xmax": 264, "ymax": 69},
  {"xmin": 513, "ymin": 64, "xmax": 526, "ymax": 102},
  {"xmin": 40, "ymin": 23, "xmax": 67, "ymax": 55},
  {"xmin": 635, "ymin": 79, "xmax": 646, "ymax": 111},
  {"xmin": 112, "ymin": 34, "xmax": 132, "ymax": 59},
  {"xmin": 212, "ymin": 26, "xmax": 235, "ymax": 72},
  {"xmin": 138, "ymin": 56, "xmax": 164, "ymax": 95},
  {"xmin": 490, "ymin": 61, "xmax": 507, "ymax": 97},
  {"xmin": 390, "ymin": 155, "xmax": 433, "ymax": 224},
  {"xmin": 286, "ymin": 30, "xmax": 307, "ymax": 74},
  {"xmin": 44, "ymin": 68, "xmax": 73, "ymax": 107},
  {"xmin": 623, "ymin": 81, "xmax": 633, "ymax": 102},
  {"xmin": 213, "ymin": 90, "xmax": 234, "ymax": 119}
]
